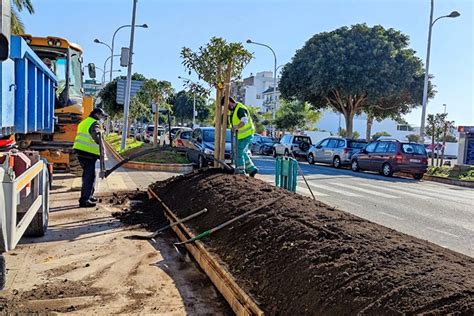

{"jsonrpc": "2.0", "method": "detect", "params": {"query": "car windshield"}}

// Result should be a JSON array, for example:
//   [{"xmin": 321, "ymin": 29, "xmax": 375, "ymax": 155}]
[
  {"xmin": 203, "ymin": 130, "xmax": 231, "ymax": 143},
  {"xmin": 348, "ymin": 141, "xmax": 367, "ymax": 149},
  {"xmin": 147, "ymin": 126, "xmax": 154, "ymax": 132},
  {"xmin": 262, "ymin": 137, "xmax": 275, "ymax": 143},
  {"xmin": 402, "ymin": 143, "xmax": 426, "ymax": 155}
]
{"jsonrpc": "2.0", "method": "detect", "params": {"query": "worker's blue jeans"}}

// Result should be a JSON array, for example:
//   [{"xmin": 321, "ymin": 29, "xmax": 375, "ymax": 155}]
[
  {"xmin": 78, "ymin": 156, "xmax": 97, "ymax": 203},
  {"xmin": 237, "ymin": 135, "xmax": 258, "ymax": 174}
]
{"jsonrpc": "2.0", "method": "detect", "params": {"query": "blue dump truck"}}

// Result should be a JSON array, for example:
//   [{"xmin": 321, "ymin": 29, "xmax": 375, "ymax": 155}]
[{"xmin": 0, "ymin": 1, "xmax": 56, "ymax": 289}]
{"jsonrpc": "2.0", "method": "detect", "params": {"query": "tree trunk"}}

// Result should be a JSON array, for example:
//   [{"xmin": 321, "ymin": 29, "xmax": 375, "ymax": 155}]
[
  {"xmin": 220, "ymin": 62, "xmax": 233, "ymax": 164},
  {"xmin": 345, "ymin": 112, "xmax": 355, "ymax": 139},
  {"xmin": 366, "ymin": 114, "xmax": 373, "ymax": 142},
  {"xmin": 440, "ymin": 122, "xmax": 447, "ymax": 166},
  {"xmin": 214, "ymin": 88, "xmax": 223, "ymax": 168},
  {"xmin": 153, "ymin": 108, "xmax": 159, "ymax": 148},
  {"xmin": 431, "ymin": 126, "xmax": 435, "ymax": 166}
]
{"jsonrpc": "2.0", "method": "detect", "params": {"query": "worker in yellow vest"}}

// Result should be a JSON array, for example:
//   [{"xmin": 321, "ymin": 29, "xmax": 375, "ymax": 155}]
[
  {"xmin": 224, "ymin": 97, "xmax": 258, "ymax": 177},
  {"xmin": 73, "ymin": 108, "xmax": 108, "ymax": 207}
]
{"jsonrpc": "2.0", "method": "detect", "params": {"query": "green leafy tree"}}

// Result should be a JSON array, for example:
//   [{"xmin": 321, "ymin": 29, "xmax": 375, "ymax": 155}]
[
  {"xmin": 280, "ymin": 24, "xmax": 428, "ymax": 138},
  {"xmin": 371, "ymin": 131, "xmax": 391, "ymax": 141},
  {"xmin": 172, "ymin": 90, "xmax": 207, "ymax": 124},
  {"xmin": 274, "ymin": 100, "xmax": 321, "ymax": 132},
  {"xmin": 339, "ymin": 129, "xmax": 360, "ymax": 139},
  {"xmin": 98, "ymin": 73, "xmax": 146, "ymax": 117},
  {"xmin": 426, "ymin": 113, "xmax": 446, "ymax": 166},
  {"xmin": 406, "ymin": 134, "xmax": 422, "ymax": 143},
  {"xmin": 11, "ymin": 0, "xmax": 34, "ymax": 34}
]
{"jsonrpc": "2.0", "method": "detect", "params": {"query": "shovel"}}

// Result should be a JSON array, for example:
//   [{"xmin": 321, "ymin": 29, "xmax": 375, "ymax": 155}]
[
  {"xmin": 174, "ymin": 196, "xmax": 284, "ymax": 260},
  {"xmin": 128, "ymin": 208, "xmax": 208, "ymax": 241}
]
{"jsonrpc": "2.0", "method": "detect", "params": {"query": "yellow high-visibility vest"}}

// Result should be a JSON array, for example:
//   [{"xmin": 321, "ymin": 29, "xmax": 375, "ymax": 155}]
[
  {"xmin": 73, "ymin": 117, "xmax": 100, "ymax": 156},
  {"xmin": 228, "ymin": 103, "xmax": 255, "ymax": 140}
]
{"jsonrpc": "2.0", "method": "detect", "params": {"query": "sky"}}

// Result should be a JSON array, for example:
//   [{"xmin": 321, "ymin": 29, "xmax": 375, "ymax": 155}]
[{"xmin": 21, "ymin": 0, "xmax": 473, "ymax": 126}]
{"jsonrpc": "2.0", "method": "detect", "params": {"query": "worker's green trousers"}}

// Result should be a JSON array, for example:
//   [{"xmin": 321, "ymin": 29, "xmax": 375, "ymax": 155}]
[{"xmin": 237, "ymin": 135, "xmax": 258, "ymax": 174}]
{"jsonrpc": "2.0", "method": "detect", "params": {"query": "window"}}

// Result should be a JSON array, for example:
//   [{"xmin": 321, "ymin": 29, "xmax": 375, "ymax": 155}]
[
  {"xmin": 283, "ymin": 135, "xmax": 292, "ymax": 143},
  {"xmin": 365, "ymin": 142, "xmax": 378, "ymax": 153},
  {"xmin": 256, "ymin": 94, "xmax": 261, "ymax": 99},
  {"xmin": 319, "ymin": 139, "xmax": 329, "ymax": 147},
  {"xmin": 375, "ymin": 142, "xmax": 389, "ymax": 153},
  {"xmin": 387, "ymin": 143, "xmax": 397, "ymax": 153},
  {"xmin": 348, "ymin": 141, "xmax": 367, "ymax": 149},
  {"xmin": 337, "ymin": 140, "xmax": 345, "ymax": 148},
  {"xmin": 294, "ymin": 136, "xmax": 311, "ymax": 144},
  {"xmin": 192, "ymin": 129, "xmax": 201, "ymax": 140},
  {"xmin": 402, "ymin": 144, "xmax": 426, "ymax": 155},
  {"xmin": 181, "ymin": 131, "xmax": 192, "ymax": 140},
  {"xmin": 327, "ymin": 139, "xmax": 339, "ymax": 148}
]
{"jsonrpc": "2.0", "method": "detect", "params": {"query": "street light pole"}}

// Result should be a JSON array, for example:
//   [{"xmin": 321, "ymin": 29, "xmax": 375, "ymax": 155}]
[
  {"xmin": 246, "ymin": 39, "xmax": 277, "ymax": 137},
  {"xmin": 102, "ymin": 54, "xmax": 120, "ymax": 84},
  {"xmin": 419, "ymin": 0, "xmax": 460, "ymax": 139},
  {"xmin": 110, "ymin": 23, "xmax": 148, "ymax": 82},
  {"xmin": 121, "ymin": 0, "xmax": 138, "ymax": 150},
  {"xmin": 178, "ymin": 76, "xmax": 201, "ymax": 126}
]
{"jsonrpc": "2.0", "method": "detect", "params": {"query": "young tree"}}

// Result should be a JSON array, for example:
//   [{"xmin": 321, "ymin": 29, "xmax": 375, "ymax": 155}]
[
  {"xmin": 181, "ymin": 37, "xmax": 252, "ymax": 164},
  {"xmin": 371, "ymin": 131, "xmax": 391, "ymax": 141},
  {"xmin": 440, "ymin": 118, "xmax": 455, "ymax": 166},
  {"xmin": 280, "ymin": 24, "xmax": 428, "ymax": 138},
  {"xmin": 426, "ymin": 113, "xmax": 447, "ymax": 166},
  {"xmin": 407, "ymin": 134, "xmax": 422, "ymax": 143},
  {"xmin": 339, "ymin": 129, "xmax": 360, "ymax": 139}
]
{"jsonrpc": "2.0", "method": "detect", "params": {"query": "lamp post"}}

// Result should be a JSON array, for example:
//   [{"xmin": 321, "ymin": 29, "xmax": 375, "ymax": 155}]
[
  {"xmin": 121, "ymin": 0, "xmax": 139, "ymax": 151},
  {"xmin": 178, "ymin": 76, "xmax": 200, "ymax": 126},
  {"xmin": 419, "ymin": 0, "xmax": 460, "ymax": 139},
  {"xmin": 110, "ymin": 23, "xmax": 148, "ymax": 82},
  {"xmin": 246, "ymin": 39, "xmax": 277, "ymax": 137},
  {"xmin": 102, "ymin": 54, "xmax": 120, "ymax": 83}
]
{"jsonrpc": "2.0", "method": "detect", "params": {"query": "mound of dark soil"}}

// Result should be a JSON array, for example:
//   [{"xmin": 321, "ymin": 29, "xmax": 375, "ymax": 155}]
[{"xmin": 151, "ymin": 170, "xmax": 474, "ymax": 315}]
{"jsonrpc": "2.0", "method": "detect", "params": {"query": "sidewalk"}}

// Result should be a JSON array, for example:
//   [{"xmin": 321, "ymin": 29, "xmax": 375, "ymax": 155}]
[
  {"xmin": 68, "ymin": 148, "xmax": 179, "ymax": 193},
  {"xmin": 0, "ymin": 154, "xmax": 230, "ymax": 314}
]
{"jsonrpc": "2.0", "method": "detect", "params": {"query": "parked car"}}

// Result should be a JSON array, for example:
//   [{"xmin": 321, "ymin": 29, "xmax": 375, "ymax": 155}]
[
  {"xmin": 184, "ymin": 127, "xmax": 232, "ymax": 168},
  {"xmin": 273, "ymin": 134, "xmax": 312, "ymax": 158},
  {"xmin": 160, "ymin": 126, "xmax": 186, "ymax": 146},
  {"xmin": 172, "ymin": 128, "xmax": 193, "ymax": 148},
  {"xmin": 307, "ymin": 137, "xmax": 367, "ymax": 168},
  {"xmin": 251, "ymin": 135, "xmax": 277, "ymax": 155},
  {"xmin": 351, "ymin": 140, "xmax": 428, "ymax": 179},
  {"xmin": 142, "ymin": 125, "xmax": 165, "ymax": 143}
]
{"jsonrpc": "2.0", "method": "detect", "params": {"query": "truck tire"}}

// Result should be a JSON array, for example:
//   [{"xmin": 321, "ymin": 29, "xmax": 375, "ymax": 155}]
[
  {"xmin": 0, "ymin": 254, "xmax": 5, "ymax": 290},
  {"xmin": 25, "ymin": 167, "xmax": 50, "ymax": 237},
  {"xmin": 69, "ymin": 152, "xmax": 82, "ymax": 176}
]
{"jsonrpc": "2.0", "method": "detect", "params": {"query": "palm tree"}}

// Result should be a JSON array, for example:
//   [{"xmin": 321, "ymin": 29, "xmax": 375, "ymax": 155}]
[{"xmin": 11, "ymin": 0, "xmax": 35, "ymax": 35}]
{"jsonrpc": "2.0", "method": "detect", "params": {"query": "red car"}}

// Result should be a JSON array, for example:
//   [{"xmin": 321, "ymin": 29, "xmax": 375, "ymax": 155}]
[{"xmin": 351, "ymin": 140, "xmax": 428, "ymax": 179}]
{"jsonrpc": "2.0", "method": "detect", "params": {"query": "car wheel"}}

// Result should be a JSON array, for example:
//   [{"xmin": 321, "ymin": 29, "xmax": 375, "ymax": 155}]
[
  {"xmin": 308, "ymin": 153, "xmax": 315, "ymax": 165},
  {"xmin": 333, "ymin": 156, "xmax": 341, "ymax": 168},
  {"xmin": 351, "ymin": 160, "xmax": 360, "ymax": 172},
  {"xmin": 382, "ymin": 163, "xmax": 394, "ymax": 177},
  {"xmin": 272, "ymin": 149, "xmax": 277, "ymax": 158},
  {"xmin": 198, "ymin": 155, "xmax": 206, "ymax": 169},
  {"xmin": 284, "ymin": 149, "xmax": 290, "ymax": 157},
  {"xmin": 413, "ymin": 173, "xmax": 424, "ymax": 180}
]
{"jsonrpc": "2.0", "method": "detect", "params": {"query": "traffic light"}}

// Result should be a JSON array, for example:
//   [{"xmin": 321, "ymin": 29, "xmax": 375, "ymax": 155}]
[{"xmin": 88, "ymin": 63, "xmax": 96, "ymax": 79}]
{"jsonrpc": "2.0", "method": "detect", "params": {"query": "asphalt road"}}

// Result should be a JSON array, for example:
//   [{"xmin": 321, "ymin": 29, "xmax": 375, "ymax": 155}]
[{"xmin": 253, "ymin": 155, "xmax": 474, "ymax": 257}]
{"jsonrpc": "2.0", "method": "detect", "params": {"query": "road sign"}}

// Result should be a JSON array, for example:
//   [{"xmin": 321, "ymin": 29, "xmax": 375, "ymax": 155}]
[{"xmin": 116, "ymin": 79, "xmax": 144, "ymax": 105}]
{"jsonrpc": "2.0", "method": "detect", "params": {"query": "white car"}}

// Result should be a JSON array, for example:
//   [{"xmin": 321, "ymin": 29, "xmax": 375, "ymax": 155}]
[
  {"xmin": 143, "ymin": 125, "xmax": 165, "ymax": 143},
  {"xmin": 273, "ymin": 134, "xmax": 312, "ymax": 158},
  {"xmin": 160, "ymin": 127, "xmax": 186, "ymax": 146}
]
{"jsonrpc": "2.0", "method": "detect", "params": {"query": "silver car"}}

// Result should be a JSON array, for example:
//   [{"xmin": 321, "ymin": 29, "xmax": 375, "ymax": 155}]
[
  {"xmin": 307, "ymin": 137, "xmax": 367, "ymax": 168},
  {"xmin": 273, "ymin": 135, "xmax": 312, "ymax": 158}
]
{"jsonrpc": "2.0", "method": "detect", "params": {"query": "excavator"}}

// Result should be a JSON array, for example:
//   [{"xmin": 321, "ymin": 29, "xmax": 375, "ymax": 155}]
[{"xmin": 17, "ymin": 34, "xmax": 95, "ymax": 173}]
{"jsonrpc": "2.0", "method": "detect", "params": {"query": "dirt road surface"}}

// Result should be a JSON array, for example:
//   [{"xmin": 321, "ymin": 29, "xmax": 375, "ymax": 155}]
[{"xmin": 0, "ymin": 173, "xmax": 230, "ymax": 314}]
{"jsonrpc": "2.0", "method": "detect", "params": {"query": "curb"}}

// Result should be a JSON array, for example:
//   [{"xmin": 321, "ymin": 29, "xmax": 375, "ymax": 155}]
[
  {"xmin": 104, "ymin": 141, "xmax": 194, "ymax": 173},
  {"xmin": 423, "ymin": 175, "xmax": 474, "ymax": 188}
]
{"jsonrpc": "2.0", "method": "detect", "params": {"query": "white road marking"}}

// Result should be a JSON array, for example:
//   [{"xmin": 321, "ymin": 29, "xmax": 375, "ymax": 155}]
[
  {"xmin": 378, "ymin": 211, "xmax": 405, "ymax": 220},
  {"xmin": 380, "ymin": 183, "xmax": 474, "ymax": 205},
  {"xmin": 426, "ymin": 227, "xmax": 459, "ymax": 238},
  {"xmin": 330, "ymin": 182, "xmax": 399, "ymax": 199},
  {"xmin": 296, "ymin": 185, "xmax": 329, "ymax": 197},
  {"xmin": 357, "ymin": 182, "xmax": 431, "ymax": 199},
  {"xmin": 307, "ymin": 182, "xmax": 362, "ymax": 197}
]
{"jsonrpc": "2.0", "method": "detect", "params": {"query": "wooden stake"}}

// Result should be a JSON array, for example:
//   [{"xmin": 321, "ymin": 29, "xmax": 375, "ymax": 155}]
[
  {"xmin": 153, "ymin": 106, "xmax": 159, "ymax": 148},
  {"xmin": 214, "ymin": 66, "xmax": 223, "ymax": 168},
  {"xmin": 220, "ymin": 61, "xmax": 233, "ymax": 163}
]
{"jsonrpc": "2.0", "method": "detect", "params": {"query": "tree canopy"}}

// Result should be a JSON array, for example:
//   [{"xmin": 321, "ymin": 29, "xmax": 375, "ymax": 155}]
[
  {"xmin": 171, "ymin": 90, "xmax": 209, "ymax": 124},
  {"xmin": 280, "ymin": 24, "xmax": 429, "ymax": 137},
  {"xmin": 11, "ymin": 0, "xmax": 34, "ymax": 34},
  {"xmin": 274, "ymin": 100, "xmax": 321, "ymax": 132}
]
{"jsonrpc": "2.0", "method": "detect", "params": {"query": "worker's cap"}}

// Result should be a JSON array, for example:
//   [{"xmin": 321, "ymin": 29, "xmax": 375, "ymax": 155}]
[
  {"xmin": 91, "ymin": 107, "xmax": 109, "ymax": 118},
  {"xmin": 221, "ymin": 96, "xmax": 236, "ymax": 106}
]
